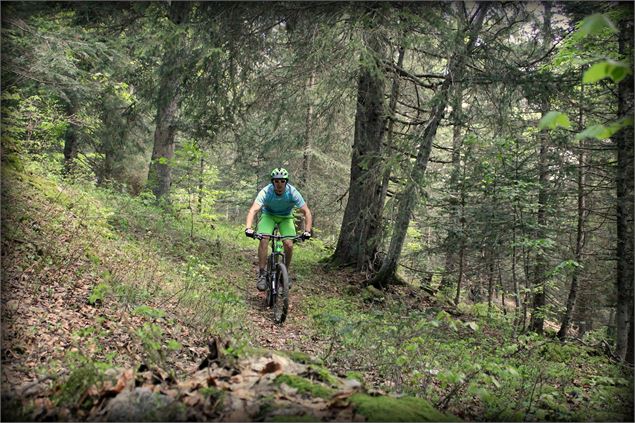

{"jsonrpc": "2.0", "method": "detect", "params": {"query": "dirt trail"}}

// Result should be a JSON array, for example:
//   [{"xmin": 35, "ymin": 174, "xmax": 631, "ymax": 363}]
[{"xmin": 243, "ymin": 273, "xmax": 324, "ymax": 359}]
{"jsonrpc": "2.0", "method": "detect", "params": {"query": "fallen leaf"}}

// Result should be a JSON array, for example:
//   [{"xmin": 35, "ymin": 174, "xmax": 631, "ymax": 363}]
[{"xmin": 260, "ymin": 361, "xmax": 281, "ymax": 374}]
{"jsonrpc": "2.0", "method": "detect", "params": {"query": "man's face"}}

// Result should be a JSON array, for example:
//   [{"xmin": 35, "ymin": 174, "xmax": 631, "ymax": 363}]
[{"xmin": 273, "ymin": 179, "xmax": 287, "ymax": 194}]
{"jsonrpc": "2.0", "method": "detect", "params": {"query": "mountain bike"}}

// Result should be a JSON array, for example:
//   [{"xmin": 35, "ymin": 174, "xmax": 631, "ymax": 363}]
[{"xmin": 251, "ymin": 227, "xmax": 304, "ymax": 324}]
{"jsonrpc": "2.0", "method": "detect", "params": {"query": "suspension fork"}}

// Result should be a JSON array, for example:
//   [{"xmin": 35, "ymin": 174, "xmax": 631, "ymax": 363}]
[{"xmin": 270, "ymin": 252, "xmax": 285, "ymax": 294}]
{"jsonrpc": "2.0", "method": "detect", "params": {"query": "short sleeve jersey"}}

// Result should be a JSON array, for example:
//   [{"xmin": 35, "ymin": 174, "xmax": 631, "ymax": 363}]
[{"xmin": 255, "ymin": 183, "xmax": 306, "ymax": 217}]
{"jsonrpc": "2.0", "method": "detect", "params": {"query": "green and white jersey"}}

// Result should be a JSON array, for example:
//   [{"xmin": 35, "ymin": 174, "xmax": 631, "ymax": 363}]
[{"xmin": 255, "ymin": 183, "xmax": 306, "ymax": 216}]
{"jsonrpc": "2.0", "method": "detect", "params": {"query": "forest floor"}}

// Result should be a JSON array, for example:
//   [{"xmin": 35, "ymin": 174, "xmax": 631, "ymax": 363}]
[
  {"xmin": 2, "ymin": 165, "xmax": 633, "ymax": 422},
  {"xmin": 0, "ymin": 166, "xmax": 453, "ymax": 421}
]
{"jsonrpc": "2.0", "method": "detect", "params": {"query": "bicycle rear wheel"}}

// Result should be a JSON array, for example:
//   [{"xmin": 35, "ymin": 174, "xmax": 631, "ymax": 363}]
[{"xmin": 273, "ymin": 262, "xmax": 289, "ymax": 324}]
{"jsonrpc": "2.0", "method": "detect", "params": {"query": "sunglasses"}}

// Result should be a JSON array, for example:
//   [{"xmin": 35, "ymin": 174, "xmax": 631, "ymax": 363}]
[{"xmin": 273, "ymin": 179, "xmax": 287, "ymax": 184}]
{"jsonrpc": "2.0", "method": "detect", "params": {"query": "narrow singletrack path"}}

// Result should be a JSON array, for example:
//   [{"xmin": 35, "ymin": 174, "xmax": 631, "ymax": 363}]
[{"xmin": 244, "ymin": 276, "xmax": 323, "ymax": 358}]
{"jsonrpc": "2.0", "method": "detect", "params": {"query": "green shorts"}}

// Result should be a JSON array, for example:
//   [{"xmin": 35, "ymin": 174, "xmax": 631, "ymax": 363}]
[{"xmin": 257, "ymin": 213, "xmax": 296, "ymax": 236}]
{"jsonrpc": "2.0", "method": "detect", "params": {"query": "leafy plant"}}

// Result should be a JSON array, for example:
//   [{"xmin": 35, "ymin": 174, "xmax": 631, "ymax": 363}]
[
  {"xmin": 87, "ymin": 282, "xmax": 110, "ymax": 305},
  {"xmin": 54, "ymin": 352, "xmax": 103, "ymax": 409},
  {"xmin": 135, "ymin": 322, "xmax": 181, "ymax": 370}
]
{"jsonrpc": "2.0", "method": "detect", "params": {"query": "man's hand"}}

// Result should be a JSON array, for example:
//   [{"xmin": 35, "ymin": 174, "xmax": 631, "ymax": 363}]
[
  {"xmin": 245, "ymin": 228, "xmax": 255, "ymax": 238},
  {"xmin": 301, "ymin": 231, "xmax": 312, "ymax": 240}
]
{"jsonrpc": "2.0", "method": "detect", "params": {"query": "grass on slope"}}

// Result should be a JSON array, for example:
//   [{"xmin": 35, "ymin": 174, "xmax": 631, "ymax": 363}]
[
  {"xmin": 1, "ymin": 163, "xmax": 324, "ymax": 393},
  {"xmin": 2, "ymin": 162, "xmax": 633, "ymax": 422}
]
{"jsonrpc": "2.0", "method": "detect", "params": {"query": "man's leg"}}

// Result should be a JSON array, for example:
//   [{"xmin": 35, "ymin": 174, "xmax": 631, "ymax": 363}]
[
  {"xmin": 279, "ymin": 216, "xmax": 296, "ymax": 286},
  {"xmin": 283, "ymin": 239, "xmax": 293, "ymax": 270},
  {"xmin": 255, "ymin": 214, "xmax": 275, "ymax": 291},
  {"xmin": 259, "ymin": 238, "xmax": 269, "ymax": 270}
]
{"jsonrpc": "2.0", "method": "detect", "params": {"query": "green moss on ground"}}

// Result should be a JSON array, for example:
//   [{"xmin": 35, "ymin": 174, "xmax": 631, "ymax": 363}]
[
  {"xmin": 345, "ymin": 371, "xmax": 364, "ymax": 382},
  {"xmin": 274, "ymin": 374, "xmax": 334, "ymax": 399},
  {"xmin": 280, "ymin": 350, "xmax": 323, "ymax": 366},
  {"xmin": 269, "ymin": 414, "xmax": 319, "ymax": 422},
  {"xmin": 307, "ymin": 364, "xmax": 339, "ymax": 386},
  {"xmin": 350, "ymin": 393, "xmax": 460, "ymax": 422}
]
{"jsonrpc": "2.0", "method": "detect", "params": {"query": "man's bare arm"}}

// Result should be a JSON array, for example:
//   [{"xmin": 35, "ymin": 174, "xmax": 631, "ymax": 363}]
[
  {"xmin": 299, "ymin": 204, "xmax": 312, "ymax": 233},
  {"xmin": 246, "ymin": 201, "xmax": 262, "ymax": 229}
]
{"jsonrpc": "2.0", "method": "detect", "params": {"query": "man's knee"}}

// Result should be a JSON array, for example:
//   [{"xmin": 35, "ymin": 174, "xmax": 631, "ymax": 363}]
[{"xmin": 258, "ymin": 239, "xmax": 268, "ymax": 251}]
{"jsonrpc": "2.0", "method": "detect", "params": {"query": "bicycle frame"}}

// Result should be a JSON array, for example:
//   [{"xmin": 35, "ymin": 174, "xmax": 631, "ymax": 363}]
[
  {"xmin": 254, "ymin": 228, "xmax": 302, "ymax": 295},
  {"xmin": 250, "ymin": 224, "xmax": 305, "ymax": 324}
]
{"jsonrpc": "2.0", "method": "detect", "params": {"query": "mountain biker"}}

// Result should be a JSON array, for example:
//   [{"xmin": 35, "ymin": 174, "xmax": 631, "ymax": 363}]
[{"xmin": 245, "ymin": 168, "xmax": 313, "ymax": 291}]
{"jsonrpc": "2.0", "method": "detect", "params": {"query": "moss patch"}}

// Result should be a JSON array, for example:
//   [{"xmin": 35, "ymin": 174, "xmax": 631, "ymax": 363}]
[
  {"xmin": 345, "ymin": 371, "xmax": 364, "ymax": 382},
  {"xmin": 270, "ymin": 414, "xmax": 319, "ymax": 422},
  {"xmin": 274, "ymin": 374, "xmax": 334, "ymax": 399},
  {"xmin": 350, "ymin": 393, "xmax": 459, "ymax": 422},
  {"xmin": 307, "ymin": 364, "xmax": 339, "ymax": 386},
  {"xmin": 281, "ymin": 350, "xmax": 323, "ymax": 365}
]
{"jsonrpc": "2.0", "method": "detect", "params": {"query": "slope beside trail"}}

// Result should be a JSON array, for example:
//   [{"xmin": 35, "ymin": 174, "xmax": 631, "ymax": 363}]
[{"xmin": 1, "ymin": 168, "xmax": 455, "ymax": 421}]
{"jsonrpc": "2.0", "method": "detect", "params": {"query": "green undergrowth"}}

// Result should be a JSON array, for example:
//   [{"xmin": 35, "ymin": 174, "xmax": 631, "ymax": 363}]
[
  {"xmin": 301, "ymin": 290, "xmax": 634, "ymax": 421},
  {"xmin": 2, "ymin": 163, "xmax": 324, "ymax": 373},
  {"xmin": 3, "ymin": 161, "xmax": 633, "ymax": 421},
  {"xmin": 1, "ymin": 165, "xmax": 250, "ymax": 342}
]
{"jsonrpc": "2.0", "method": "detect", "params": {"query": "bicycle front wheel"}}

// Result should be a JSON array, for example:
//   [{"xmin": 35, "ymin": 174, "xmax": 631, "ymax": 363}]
[{"xmin": 272, "ymin": 262, "xmax": 289, "ymax": 324}]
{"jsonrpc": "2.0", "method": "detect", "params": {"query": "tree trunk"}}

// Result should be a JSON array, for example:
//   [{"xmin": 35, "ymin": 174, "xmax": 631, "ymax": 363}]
[
  {"xmin": 370, "ymin": 3, "xmax": 488, "ymax": 288},
  {"xmin": 529, "ymin": 136, "xmax": 548, "ymax": 334},
  {"xmin": 558, "ymin": 145, "xmax": 586, "ymax": 340},
  {"xmin": 614, "ymin": 5, "xmax": 634, "ymax": 360},
  {"xmin": 626, "ymin": 317, "xmax": 634, "ymax": 366},
  {"xmin": 487, "ymin": 249, "xmax": 495, "ymax": 313},
  {"xmin": 454, "ymin": 174, "xmax": 467, "ymax": 306},
  {"xmin": 558, "ymin": 85, "xmax": 588, "ymax": 341},
  {"xmin": 512, "ymin": 138, "xmax": 522, "ymax": 310},
  {"xmin": 333, "ymin": 24, "xmax": 388, "ymax": 271},
  {"xmin": 300, "ymin": 71, "xmax": 315, "ymax": 189},
  {"xmin": 529, "ymin": 1, "xmax": 553, "ymax": 334},
  {"xmin": 379, "ymin": 45, "xmax": 405, "ymax": 207},
  {"xmin": 62, "ymin": 97, "xmax": 79, "ymax": 175},
  {"xmin": 441, "ymin": 81, "xmax": 465, "ymax": 290},
  {"xmin": 454, "ymin": 240, "xmax": 465, "ymax": 305},
  {"xmin": 197, "ymin": 156, "xmax": 204, "ymax": 214},
  {"xmin": 148, "ymin": 2, "xmax": 189, "ymax": 201}
]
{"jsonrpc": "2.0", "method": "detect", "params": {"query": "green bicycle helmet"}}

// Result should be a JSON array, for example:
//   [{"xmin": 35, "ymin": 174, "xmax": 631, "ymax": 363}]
[{"xmin": 270, "ymin": 167, "xmax": 289, "ymax": 181}]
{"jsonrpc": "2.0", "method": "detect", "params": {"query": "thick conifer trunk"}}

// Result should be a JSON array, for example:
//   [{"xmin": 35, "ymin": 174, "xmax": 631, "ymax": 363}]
[
  {"xmin": 614, "ymin": 6, "xmax": 634, "ymax": 360},
  {"xmin": 148, "ymin": 2, "xmax": 189, "ymax": 200},
  {"xmin": 149, "ymin": 78, "xmax": 180, "ymax": 199},
  {"xmin": 333, "ymin": 28, "xmax": 387, "ymax": 271}
]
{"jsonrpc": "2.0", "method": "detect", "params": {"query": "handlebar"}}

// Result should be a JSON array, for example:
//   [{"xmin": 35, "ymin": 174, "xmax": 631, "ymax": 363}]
[{"xmin": 251, "ymin": 233, "xmax": 306, "ymax": 241}]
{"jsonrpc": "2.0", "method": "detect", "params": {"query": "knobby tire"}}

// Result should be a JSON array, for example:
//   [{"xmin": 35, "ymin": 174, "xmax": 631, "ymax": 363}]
[{"xmin": 272, "ymin": 262, "xmax": 289, "ymax": 324}]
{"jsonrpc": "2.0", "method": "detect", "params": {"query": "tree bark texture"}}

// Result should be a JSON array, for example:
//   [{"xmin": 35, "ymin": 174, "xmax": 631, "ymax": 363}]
[
  {"xmin": 529, "ymin": 1, "xmax": 553, "ymax": 334},
  {"xmin": 301, "ymin": 71, "xmax": 315, "ymax": 189},
  {"xmin": 441, "ymin": 81, "xmax": 465, "ymax": 290},
  {"xmin": 558, "ymin": 142, "xmax": 587, "ymax": 340},
  {"xmin": 558, "ymin": 84, "xmax": 588, "ymax": 340},
  {"xmin": 333, "ymin": 27, "xmax": 388, "ymax": 271},
  {"xmin": 529, "ymin": 136, "xmax": 548, "ymax": 334},
  {"xmin": 614, "ymin": 5, "xmax": 634, "ymax": 360},
  {"xmin": 62, "ymin": 97, "xmax": 79, "ymax": 175},
  {"xmin": 148, "ymin": 2, "xmax": 190, "ymax": 200}
]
